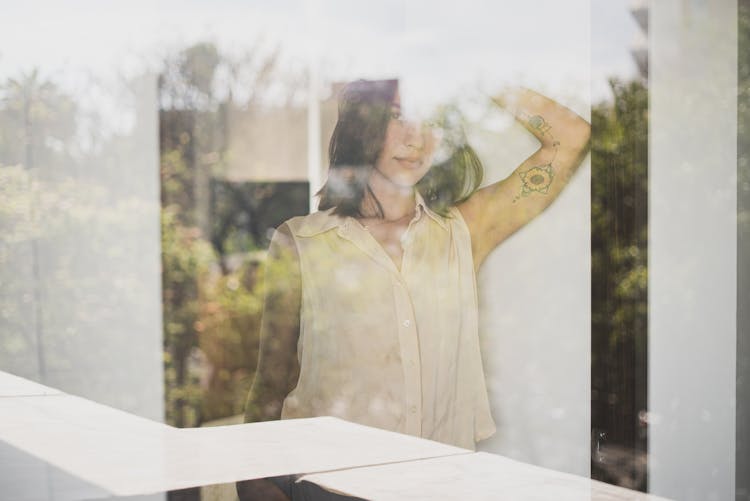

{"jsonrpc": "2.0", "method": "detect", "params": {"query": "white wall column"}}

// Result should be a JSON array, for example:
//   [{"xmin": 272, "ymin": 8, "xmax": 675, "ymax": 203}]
[{"xmin": 649, "ymin": 1, "xmax": 738, "ymax": 499}]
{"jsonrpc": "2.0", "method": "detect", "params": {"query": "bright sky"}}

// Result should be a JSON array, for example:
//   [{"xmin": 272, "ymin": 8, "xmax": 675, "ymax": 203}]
[{"xmin": 0, "ymin": 0, "xmax": 641, "ymax": 111}]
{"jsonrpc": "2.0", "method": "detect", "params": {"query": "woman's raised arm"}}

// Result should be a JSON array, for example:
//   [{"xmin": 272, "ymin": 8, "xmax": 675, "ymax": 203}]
[{"xmin": 457, "ymin": 87, "xmax": 591, "ymax": 270}]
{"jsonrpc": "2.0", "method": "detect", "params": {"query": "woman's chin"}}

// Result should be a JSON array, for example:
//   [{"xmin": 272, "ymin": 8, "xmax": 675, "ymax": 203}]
[
  {"xmin": 393, "ymin": 173, "xmax": 429, "ymax": 189},
  {"xmin": 372, "ymin": 162, "xmax": 431, "ymax": 189}
]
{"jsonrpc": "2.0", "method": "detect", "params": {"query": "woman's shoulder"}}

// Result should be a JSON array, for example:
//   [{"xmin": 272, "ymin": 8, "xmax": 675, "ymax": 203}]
[{"xmin": 283, "ymin": 208, "xmax": 342, "ymax": 238}]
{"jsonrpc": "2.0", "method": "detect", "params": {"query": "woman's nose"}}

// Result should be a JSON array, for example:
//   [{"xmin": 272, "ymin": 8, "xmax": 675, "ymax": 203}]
[{"xmin": 404, "ymin": 119, "xmax": 425, "ymax": 150}]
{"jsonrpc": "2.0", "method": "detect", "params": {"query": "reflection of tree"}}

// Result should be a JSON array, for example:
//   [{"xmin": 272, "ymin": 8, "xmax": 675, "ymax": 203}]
[
  {"xmin": 0, "ymin": 43, "xmax": 308, "ymax": 427},
  {"xmin": 0, "ymin": 69, "xmax": 77, "ymax": 172},
  {"xmin": 159, "ymin": 41, "xmax": 308, "ymax": 427},
  {"xmin": 161, "ymin": 206, "xmax": 214, "ymax": 427},
  {"xmin": 0, "ymin": 72, "xmax": 79, "ymax": 388},
  {"xmin": 211, "ymin": 180, "xmax": 309, "ymax": 264},
  {"xmin": 0, "ymin": 163, "xmax": 160, "ymax": 399},
  {"xmin": 590, "ymin": 79, "xmax": 648, "ymax": 491},
  {"xmin": 196, "ymin": 257, "xmax": 263, "ymax": 422}
]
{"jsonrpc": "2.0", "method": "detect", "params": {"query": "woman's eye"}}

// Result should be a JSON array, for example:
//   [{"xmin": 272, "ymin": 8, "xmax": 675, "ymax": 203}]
[{"xmin": 390, "ymin": 110, "xmax": 402, "ymax": 120}]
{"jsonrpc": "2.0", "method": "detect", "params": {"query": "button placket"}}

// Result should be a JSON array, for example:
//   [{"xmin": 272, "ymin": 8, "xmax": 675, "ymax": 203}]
[{"xmin": 392, "ymin": 279, "xmax": 422, "ymax": 436}]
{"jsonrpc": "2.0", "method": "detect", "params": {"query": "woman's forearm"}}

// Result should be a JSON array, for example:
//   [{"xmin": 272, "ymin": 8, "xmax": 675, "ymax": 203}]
[
  {"xmin": 493, "ymin": 87, "xmax": 590, "ymax": 150},
  {"xmin": 494, "ymin": 87, "xmax": 591, "ymax": 206},
  {"xmin": 458, "ymin": 88, "xmax": 590, "ymax": 266}
]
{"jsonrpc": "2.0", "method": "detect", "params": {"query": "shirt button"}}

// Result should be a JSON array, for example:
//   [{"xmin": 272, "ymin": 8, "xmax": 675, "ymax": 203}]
[
  {"xmin": 408, "ymin": 359, "xmax": 415, "ymax": 367},
  {"xmin": 402, "ymin": 319, "xmax": 411, "ymax": 328},
  {"xmin": 409, "ymin": 405, "xmax": 417, "ymax": 414}
]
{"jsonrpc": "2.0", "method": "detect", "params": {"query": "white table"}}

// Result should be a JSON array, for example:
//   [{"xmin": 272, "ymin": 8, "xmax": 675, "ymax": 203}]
[
  {"xmin": 301, "ymin": 452, "xmax": 671, "ymax": 500},
  {"xmin": 0, "ymin": 371, "xmax": 671, "ymax": 500}
]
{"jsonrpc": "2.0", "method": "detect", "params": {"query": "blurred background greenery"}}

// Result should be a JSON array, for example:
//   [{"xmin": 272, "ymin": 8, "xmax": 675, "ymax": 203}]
[{"xmin": 157, "ymin": 41, "xmax": 309, "ymax": 427}]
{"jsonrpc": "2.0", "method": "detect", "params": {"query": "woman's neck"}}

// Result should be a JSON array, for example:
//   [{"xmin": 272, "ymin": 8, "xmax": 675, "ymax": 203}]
[{"xmin": 364, "ymin": 168, "xmax": 416, "ymax": 221}]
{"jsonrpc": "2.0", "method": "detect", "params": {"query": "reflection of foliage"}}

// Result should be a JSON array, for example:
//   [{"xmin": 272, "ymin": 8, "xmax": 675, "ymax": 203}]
[
  {"xmin": 0, "ymin": 44, "xmax": 306, "ymax": 426},
  {"xmin": 0, "ymin": 163, "xmax": 161, "ymax": 400},
  {"xmin": 161, "ymin": 206, "xmax": 214, "ymax": 427},
  {"xmin": 174, "ymin": 43, "xmax": 221, "ymax": 108},
  {"xmin": 197, "ymin": 259, "xmax": 264, "ymax": 422},
  {"xmin": 0, "ymin": 165, "xmax": 38, "ymax": 372},
  {"xmin": 211, "ymin": 180, "xmax": 309, "ymax": 259},
  {"xmin": 159, "ymin": 41, "xmax": 308, "ymax": 427},
  {"xmin": 590, "ymin": 79, "xmax": 648, "ymax": 490},
  {"xmin": 0, "ymin": 69, "xmax": 77, "ymax": 170},
  {"xmin": 416, "ymin": 103, "xmax": 484, "ymax": 215}
]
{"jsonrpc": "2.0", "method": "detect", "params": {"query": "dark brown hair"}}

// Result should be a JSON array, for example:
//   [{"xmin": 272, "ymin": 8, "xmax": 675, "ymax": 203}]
[{"xmin": 317, "ymin": 79, "xmax": 483, "ymax": 217}]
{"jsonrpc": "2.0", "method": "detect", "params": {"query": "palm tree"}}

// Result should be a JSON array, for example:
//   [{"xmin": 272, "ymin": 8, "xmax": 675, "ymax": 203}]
[{"xmin": 0, "ymin": 69, "xmax": 76, "ymax": 171}]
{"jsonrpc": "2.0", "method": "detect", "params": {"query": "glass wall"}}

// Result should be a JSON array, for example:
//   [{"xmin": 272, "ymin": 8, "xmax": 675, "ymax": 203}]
[{"xmin": 0, "ymin": 1, "xmax": 746, "ymax": 500}]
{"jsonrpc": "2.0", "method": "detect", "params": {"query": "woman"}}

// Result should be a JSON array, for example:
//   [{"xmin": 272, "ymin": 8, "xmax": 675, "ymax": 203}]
[{"xmin": 237, "ymin": 79, "xmax": 590, "ymax": 500}]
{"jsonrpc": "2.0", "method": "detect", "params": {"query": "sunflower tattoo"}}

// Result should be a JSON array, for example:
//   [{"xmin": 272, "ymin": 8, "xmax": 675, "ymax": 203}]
[{"xmin": 520, "ymin": 164, "xmax": 554, "ymax": 194}]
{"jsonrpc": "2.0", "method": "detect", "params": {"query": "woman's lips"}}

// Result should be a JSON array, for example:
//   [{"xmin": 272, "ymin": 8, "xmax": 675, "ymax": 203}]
[{"xmin": 395, "ymin": 157, "xmax": 423, "ymax": 168}]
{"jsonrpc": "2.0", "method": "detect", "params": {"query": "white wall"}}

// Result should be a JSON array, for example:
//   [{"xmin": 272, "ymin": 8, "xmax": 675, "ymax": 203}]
[
  {"xmin": 476, "ymin": 106, "xmax": 591, "ymax": 478},
  {"xmin": 649, "ymin": 0, "xmax": 737, "ymax": 499}
]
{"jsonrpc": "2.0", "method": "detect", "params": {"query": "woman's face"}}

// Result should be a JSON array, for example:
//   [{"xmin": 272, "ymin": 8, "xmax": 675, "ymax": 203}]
[{"xmin": 373, "ymin": 92, "xmax": 437, "ymax": 188}]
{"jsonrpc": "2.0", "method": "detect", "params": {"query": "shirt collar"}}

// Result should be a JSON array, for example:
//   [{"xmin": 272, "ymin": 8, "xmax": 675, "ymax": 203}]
[
  {"xmin": 415, "ymin": 191, "xmax": 448, "ymax": 231},
  {"xmin": 292, "ymin": 191, "xmax": 448, "ymax": 238}
]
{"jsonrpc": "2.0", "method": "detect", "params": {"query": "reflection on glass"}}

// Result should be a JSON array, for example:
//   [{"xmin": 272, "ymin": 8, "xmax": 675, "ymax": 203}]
[
  {"xmin": 8, "ymin": 1, "xmax": 745, "ymax": 499},
  {"xmin": 590, "ymin": 0, "xmax": 649, "ymax": 491},
  {"xmin": 231, "ymin": 77, "xmax": 590, "ymax": 499},
  {"xmin": 158, "ymin": 42, "xmax": 310, "ymax": 428}
]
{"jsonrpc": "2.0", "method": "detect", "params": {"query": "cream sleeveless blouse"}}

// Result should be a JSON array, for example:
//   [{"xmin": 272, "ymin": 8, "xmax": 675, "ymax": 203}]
[{"xmin": 279, "ymin": 195, "xmax": 496, "ymax": 450}]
